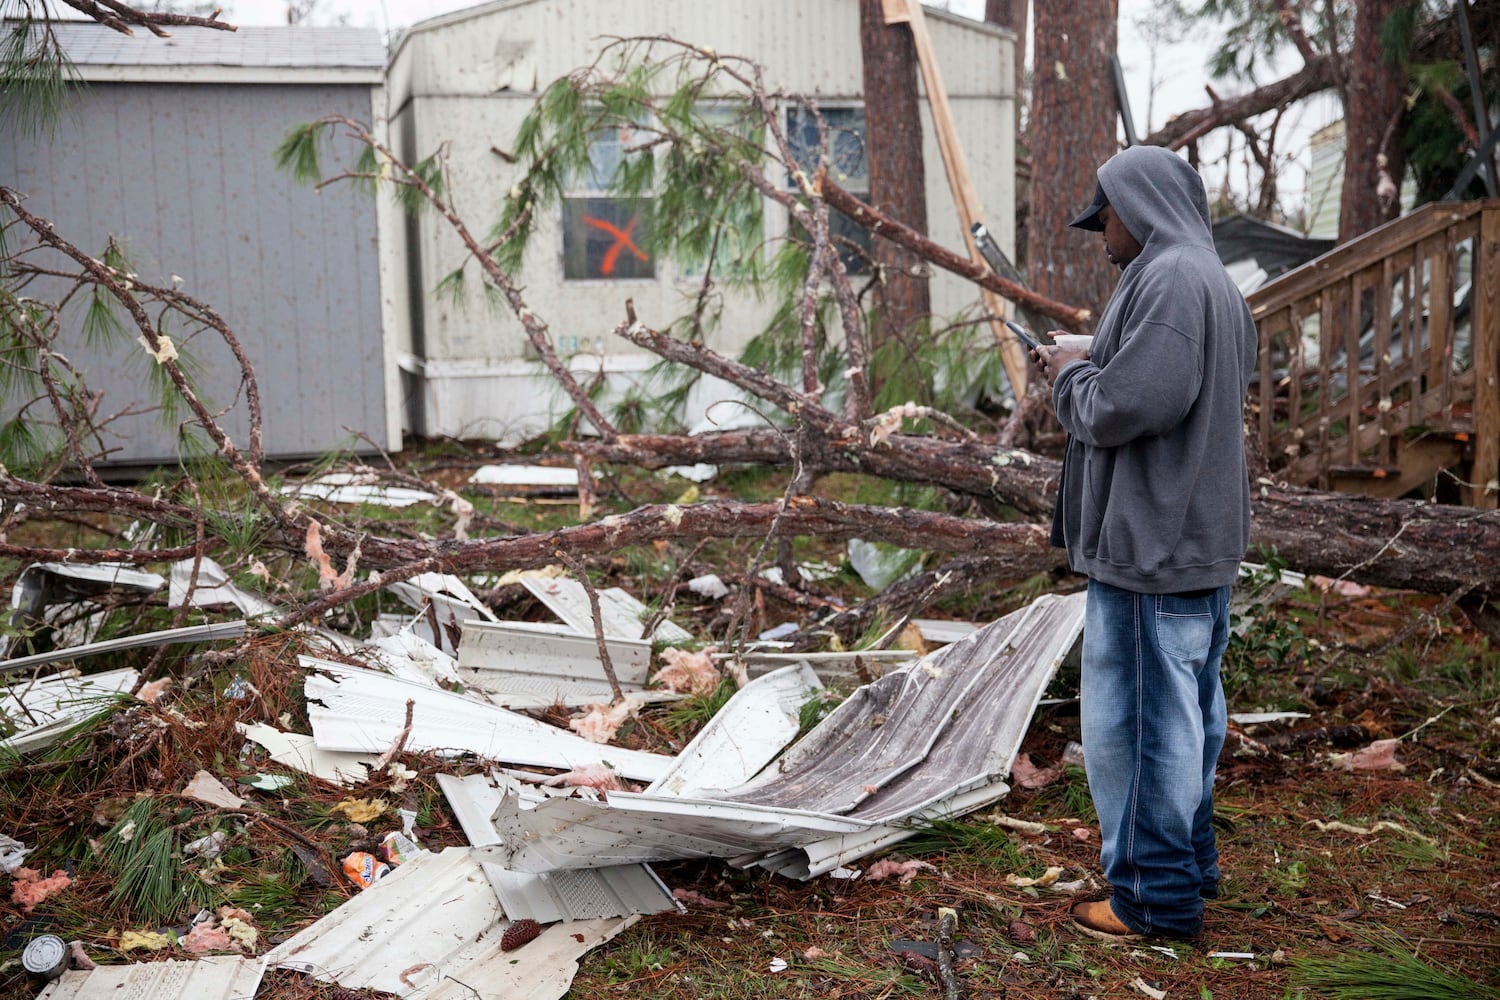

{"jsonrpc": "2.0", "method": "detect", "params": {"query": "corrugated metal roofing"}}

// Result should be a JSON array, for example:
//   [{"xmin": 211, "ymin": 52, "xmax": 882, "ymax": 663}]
[
  {"xmin": 483, "ymin": 593, "xmax": 1085, "ymax": 875},
  {"xmin": 31, "ymin": 21, "xmax": 386, "ymax": 69}
]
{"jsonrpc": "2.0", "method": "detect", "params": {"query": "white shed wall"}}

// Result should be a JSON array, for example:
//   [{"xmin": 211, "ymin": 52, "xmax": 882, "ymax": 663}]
[{"xmin": 388, "ymin": 0, "xmax": 1015, "ymax": 442}]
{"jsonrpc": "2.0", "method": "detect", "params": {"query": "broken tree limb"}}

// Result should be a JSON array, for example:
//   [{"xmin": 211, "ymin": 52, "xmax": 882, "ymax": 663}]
[
  {"xmin": 1142, "ymin": 54, "xmax": 1342, "ymax": 150},
  {"xmin": 822, "ymin": 178, "xmax": 1092, "ymax": 328},
  {"xmin": 1249, "ymin": 485, "xmax": 1500, "ymax": 602},
  {"xmin": 55, "ymin": 0, "xmax": 235, "ymax": 36},
  {"xmin": 554, "ymin": 548, "xmax": 627, "ymax": 703},
  {"xmin": 1, "ymin": 188, "xmax": 279, "ymax": 520},
  {"xmin": 569, "ymin": 430, "xmax": 1057, "ymax": 517},
  {"xmin": 306, "ymin": 117, "xmax": 618, "ymax": 442}
]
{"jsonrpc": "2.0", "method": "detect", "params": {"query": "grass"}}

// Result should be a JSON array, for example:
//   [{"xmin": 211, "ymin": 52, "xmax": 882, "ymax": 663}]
[{"xmin": 1291, "ymin": 928, "xmax": 1500, "ymax": 999}]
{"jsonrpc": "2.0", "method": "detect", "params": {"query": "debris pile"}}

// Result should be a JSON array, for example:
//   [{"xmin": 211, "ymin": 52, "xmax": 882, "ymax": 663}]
[{"xmin": 1, "ymin": 527, "xmax": 1091, "ymax": 998}]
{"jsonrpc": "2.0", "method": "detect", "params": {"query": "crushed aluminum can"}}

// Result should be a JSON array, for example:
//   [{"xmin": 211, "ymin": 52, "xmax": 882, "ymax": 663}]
[
  {"xmin": 342, "ymin": 851, "xmax": 390, "ymax": 889},
  {"xmin": 22, "ymin": 935, "xmax": 67, "ymax": 979},
  {"xmin": 379, "ymin": 830, "xmax": 421, "ymax": 866}
]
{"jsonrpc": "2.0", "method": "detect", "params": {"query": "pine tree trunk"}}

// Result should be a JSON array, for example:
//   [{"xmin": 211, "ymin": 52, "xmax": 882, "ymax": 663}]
[
  {"xmin": 1025, "ymin": 0, "xmax": 1119, "ymax": 327},
  {"xmin": 984, "ymin": 0, "xmax": 1028, "ymax": 133},
  {"xmin": 1338, "ymin": 0, "xmax": 1407, "ymax": 241},
  {"xmin": 859, "ymin": 0, "xmax": 930, "ymax": 356}
]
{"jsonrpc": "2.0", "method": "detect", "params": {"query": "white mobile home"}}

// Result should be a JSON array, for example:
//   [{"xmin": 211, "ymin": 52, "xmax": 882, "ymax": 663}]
[{"xmin": 387, "ymin": 0, "xmax": 1017, "ymax": 443}]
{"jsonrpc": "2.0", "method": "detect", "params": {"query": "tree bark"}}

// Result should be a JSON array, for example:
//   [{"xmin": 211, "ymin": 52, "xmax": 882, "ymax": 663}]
[
  {"xmin": 859, "ymin": 0, "xmax": 931, "ymax": 354},
  {"xmin": 1338, "ymin": 0, "xmax": 1408, "ymax": 242},
  {"xmin": 984, "ymin": 0, "xmax": 1028, "ymax": 135},
  {"xmin": 1025, "ymin": 0, "xmax": 1119, "ymax": 327},
  {"xmin": 562, "ymin": 434, "xmax": 1500, "ymax": 603}
]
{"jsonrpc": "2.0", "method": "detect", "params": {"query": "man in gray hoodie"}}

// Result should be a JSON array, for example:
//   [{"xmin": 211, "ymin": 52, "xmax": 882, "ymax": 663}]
[{"xmin": 1033, "ymin": 144, "xmax": 1257, "ymax": 940}]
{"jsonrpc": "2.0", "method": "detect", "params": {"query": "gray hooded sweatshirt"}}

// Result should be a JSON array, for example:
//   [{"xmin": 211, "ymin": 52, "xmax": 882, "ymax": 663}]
[{"xmin": 1050, "ymin": 145, "xmax": 1257, "ymax": 593}]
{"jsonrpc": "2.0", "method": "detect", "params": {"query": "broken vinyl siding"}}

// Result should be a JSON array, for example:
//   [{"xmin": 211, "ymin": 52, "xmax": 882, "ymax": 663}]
[
  {"xmin": 301, "ymin": 659, "xmax": 673, "ymax": 782},
  {"xmin": 37, "ymin": 956, "xmax": 264, "ymax": 1000},
  {"xmin": 457, "ymin": 620, "xmax": 652, "ymax": 703},
  {"xmin": 521, "ymin": 576, "xmax": 693, "ymax": 645},
  {"xmin": 1, "ymin": 668, "xmax": 140, "ymax": 754}
]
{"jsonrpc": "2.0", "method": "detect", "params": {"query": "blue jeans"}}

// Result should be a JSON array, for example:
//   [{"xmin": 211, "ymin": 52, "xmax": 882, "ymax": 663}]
[{"xmin": 1080, "ymin": 579, "xmax": 1230, "ymax": 937}]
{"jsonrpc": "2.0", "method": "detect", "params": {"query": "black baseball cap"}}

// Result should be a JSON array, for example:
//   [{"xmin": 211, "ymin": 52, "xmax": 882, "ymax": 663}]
[{"xmin": 1068, "ymin": 181, "xmax": 1108, "ymax": 231}]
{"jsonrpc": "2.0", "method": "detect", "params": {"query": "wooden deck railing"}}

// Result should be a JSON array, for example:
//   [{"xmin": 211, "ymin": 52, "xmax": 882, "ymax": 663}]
[{"xmin": 1247, "ymin": 199, "xmax": 1499, "ymax": 509}]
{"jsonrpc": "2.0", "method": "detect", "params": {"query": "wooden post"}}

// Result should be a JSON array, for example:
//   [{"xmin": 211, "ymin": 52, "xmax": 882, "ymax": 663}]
[
  {"xmin": 882, "ymin": 0, "xmax": 1030, "ymax": 396},
  {"xmin": 1471, "ymin": 204, "xmax": 1500, "ymax": 508}
]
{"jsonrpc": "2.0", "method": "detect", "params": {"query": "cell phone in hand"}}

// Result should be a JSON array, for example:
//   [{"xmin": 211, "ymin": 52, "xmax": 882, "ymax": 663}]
[{"xmin": 1004, "ymin": 320, "xmax": 1040, "ymax": 353}]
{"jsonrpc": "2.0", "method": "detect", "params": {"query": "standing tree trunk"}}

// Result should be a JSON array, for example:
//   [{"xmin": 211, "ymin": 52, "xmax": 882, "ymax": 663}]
[
  {"xmin": 985, "ymin": 0, "xmax": 1030, "ymax": 272},
  {"xmin": 1338, "ymin": 0, "xmax": 1408, "ymax": 242},
  {"xmin": 1025, "ymin": 0, "xmax": 1119, "ymax": 325},
  {"xmin": 859, "ymin": 0, "xmax": 930, "ymax": 367},
  {"xmin": 984, "ymin": 0, "xmax": 1028, "ymax": 133}
]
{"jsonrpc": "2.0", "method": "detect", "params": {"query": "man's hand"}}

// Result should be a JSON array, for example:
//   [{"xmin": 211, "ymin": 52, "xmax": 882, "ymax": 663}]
[{"xmin": 1033, "ymin": 344, "xmax": 1090, "ymax": 387}]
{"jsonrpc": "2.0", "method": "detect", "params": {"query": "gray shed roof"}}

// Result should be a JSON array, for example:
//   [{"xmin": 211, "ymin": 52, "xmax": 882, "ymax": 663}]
[{"xmin": 18, "ymin": 21, "xmax": 386, "ymax": 83}]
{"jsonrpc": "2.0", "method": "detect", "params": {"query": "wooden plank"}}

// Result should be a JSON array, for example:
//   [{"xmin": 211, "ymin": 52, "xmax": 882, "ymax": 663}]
[
  {"xmin": 1316, "ymin": 282, "xmax": 1341, "ymax": 480},
  {"xmin": 1375, "ymin": 255, "xmax": 1396, "ymax": 463},
  {"xmin": 1395, "ymin": 244, "xmax": 1422, "ymax": 435},
  {"xmin": 1343, "ymin": 271, "xmax": 1366, "ymax": 469},
  {"xmin": 1286, "ymin": 304, "xmax": 1304, "ymax": 467},
  {"xmin": 1258, "ymin": 312, "xmax": 1278, "ymax": 452},
  {"xmin": 1471, "ymin": 205, "xmax": 1500, "ymax": 507},
  {"xmin": 1425, "ymin": 232, "xmax": 1453, "ymax": 419},
  {"xmin": 891, "ymin": 0, "xmax": 1030, "ymax": 396}
]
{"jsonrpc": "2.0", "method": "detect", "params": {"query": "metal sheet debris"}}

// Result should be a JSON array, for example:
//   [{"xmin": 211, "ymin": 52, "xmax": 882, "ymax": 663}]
[
  {"xmin": 645, "ymin": 662, "xmax": 822, "ymax": 797},
  {"xmin": 0, "ymin": 620, "xmax": 247, "ymax": 678},
  {"xmin": 484, "ymin": 594, "xmax": 1085, "ymax": 876},
  {"xmin": 457, "ymin": 620, "xmax": 651, "ymax": 708},
  {"xmin": 237, "ymin": 722, "xmax": 378, "ymax": 785},
  {"xmin": 913, "ymin": 617, "xmax": 980, "ymax": 645},
  {"xmin": 264, "ymin": 846, "xmax": 634, "ymax": 999},
  {"xmin": 10, "ymin": 562, "xmax": 164, "ymax": 620},
  {"xmin": 717, "ymin": 649, "xmax": 915, "ymax": 683},
  {"xmin": 301, "ymin": 658, "xmax": 672, "ymax": 783},
  {"xmin": 1, "ymin": 668, "xmax": 139, "ymax": 754},
  {"xmin": 168, "ymin": 557, "xmax": 278, "ymax": 618},
  {"xmin": 37, "ymin": 956, "xmax": 264, "ymax": 1000},
  {"xmin": 281, "ymin": 471, "xmax": 437, "ymax": 507},
  {"xmin": 385, "ymin": 572, "xmax": 499, "ymax": 656},
  {"xmin": 7, "ymin": 562, "xmax": 165, "ymax": 653},
  {"xmin": 469, "ymin": 464, "xmax": 580, "ymax": 489},
  {"xmin": 480, "ymin": 859, "xmax": 680, "ymax": 924},
  {"xmin": 521, "ymin": 576, "xmax": 693, "ymax": 645}
]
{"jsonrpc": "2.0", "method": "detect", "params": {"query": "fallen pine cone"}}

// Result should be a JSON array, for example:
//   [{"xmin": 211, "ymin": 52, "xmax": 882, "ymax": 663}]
[
  {"xmin": 894, "ymin": 949, "xmax": 939, "ymax": 982},
  {"xmin": 501, "ymin": 918, "xmax": 541, "ymax": 951}
]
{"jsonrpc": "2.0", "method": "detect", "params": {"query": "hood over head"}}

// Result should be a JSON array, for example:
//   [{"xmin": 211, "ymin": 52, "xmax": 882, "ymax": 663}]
[{"xmin": 1086, "ymin": 145, "xmax": 1214, "ymax": 254}]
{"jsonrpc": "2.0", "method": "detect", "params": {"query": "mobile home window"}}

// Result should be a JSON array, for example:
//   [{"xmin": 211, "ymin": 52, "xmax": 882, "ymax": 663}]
[
  {"xmin": 785, "ymin": 105, "xmax": 871, "ymax": 274},
  {"xmin": 562, "ymin": 125, "xmax": 655, "ymax": 281}
]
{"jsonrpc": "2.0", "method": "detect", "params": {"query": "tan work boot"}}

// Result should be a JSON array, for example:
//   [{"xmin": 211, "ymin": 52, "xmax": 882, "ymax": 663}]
[{"xmin": 1069, "ymin": 899, "xmax": 1144, "ymax": 942}]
